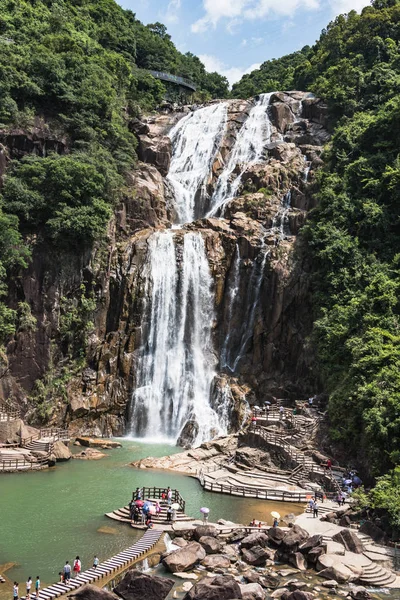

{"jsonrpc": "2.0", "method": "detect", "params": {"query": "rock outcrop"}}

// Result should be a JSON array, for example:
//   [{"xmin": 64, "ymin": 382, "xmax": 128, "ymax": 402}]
[{"xmin": 113, "ymin": 569, "xmax": 174, "ymax": 600}]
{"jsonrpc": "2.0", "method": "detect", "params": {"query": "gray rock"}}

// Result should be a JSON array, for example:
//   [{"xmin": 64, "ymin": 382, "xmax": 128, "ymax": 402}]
[
  {"xmin": 199, "ymin": 536, "xmax": 222, "ymax": 554},
  {"xmin": 281, "ymin": 526, "xmax": 309, "ymax": 552},
  {"xmin": 113, "ymin": 569, "xmax": 174, "ymax": 600},
  {"xmin": 173, "ymin": 537, "xmax": 188, "ymax": 548},
  {"xmin": 68, "ymin": 585, "xmax": 116, "ymax": 600},
  {"xmin": 321, "ymin": 581, "xmax": 338, "ymax": 589},
  {"xmin": 193, "ymin": 525, "xmax": 218, "ymax": 541},
  {"xmin": 183, "ymin": 574, "xmax": 242, "ymax": 600},
  {"xmin": 162, "ymin": 541, "xmax": 206, "ymax": 572},
  {"xmin": 201, "ymin": 554, "xmax": 231, "ymax": 570},
  {"xmin": 306, "ymin": 546, "xmax": 326, "ymax": 563},
  {"xmin": 239, "ymin": 582, "xmax": 264, "ymax": 600},
  {"xmin": 289, "ymin": 552, "xmax": 307, "ymax": 571},
  {"xmin": 284, "ymin": 593, "xmax": 314, "ymax": 600},
  {"xmin": 348, "ymin": 586, "xmax": 372, "ymax": 600},
  {"xmin": 241, "ymin": 532, "xmax": 269, "ymax": 549},
  {"xmin": 299, "ymin": 535, "xmax": 323, "ymax": 553},
  {"xmin": 271, "ymin": 589, "xmax": 289, "ymax": 599},
  {"xmin": 242, "ymin": 545, "xmax": 273, "ymax": 566},
  {"xmin": 332, "ymin": 529, "xmax": 364, "ymax": 554},
  {"xmin": 318, "ymin": 564, "xmax": 354, "ymax": 584},
  {"xmin": 268, "ymin": 527, "xmax": 286, "ymax": 546}
]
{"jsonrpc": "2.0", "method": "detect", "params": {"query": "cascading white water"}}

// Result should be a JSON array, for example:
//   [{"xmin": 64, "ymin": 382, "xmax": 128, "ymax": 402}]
[
  {"xmin": 129, "ymin": 230, "xmax": 225, "ymax": 445},
  {"xmin": 220, "ymin": 244, "xmax": 241, "ymax": 369},
  {"xmin": 207, "ymin": 93, "xmax": 274, "ymax": 217},
  {"xmin": 167, "ymin": 103, "xmax": 227, "ymax": 224},
  {"xmin": 272, "ymin": 190, "xmax": 292, "ymax": 239}
]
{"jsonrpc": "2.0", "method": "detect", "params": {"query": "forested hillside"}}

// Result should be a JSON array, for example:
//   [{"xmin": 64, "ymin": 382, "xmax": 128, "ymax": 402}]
[
  {"xmin": 235, "ymin": 0, "xmax": 400, "ymax": 491},
  {"xmin": 0, "ymin": 0, "xmax": 228, "ymax": 346}
]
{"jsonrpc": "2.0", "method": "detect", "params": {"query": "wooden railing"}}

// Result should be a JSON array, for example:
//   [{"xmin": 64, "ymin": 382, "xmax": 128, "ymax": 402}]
[
  {"xmin": 133, "ymin": 486, "xmax": 186, "ymax": 513},
  {"xmin": 0, "ymin": 454, "xmax": 50, "ymax": 472},
  {"xmin": 198, "ymin": 471, "xmax": 311, "ymax": 503},
  {"xmin": 0, "ymin": 403, "xmax": 21, "ymax": 421}
]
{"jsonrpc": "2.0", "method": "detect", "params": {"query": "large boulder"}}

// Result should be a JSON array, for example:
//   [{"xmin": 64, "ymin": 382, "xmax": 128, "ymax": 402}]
[
  {"xmin": 51, "ymin": 440, "xmax": 72, "ymax": 461},
  {"xmin": 162, "ymin": 542, "xmax": 206, "ymax": 572},
  {"xmin": 183, "ymin": 574, "xmax": 242, "ymax": 600},
  {"xmin": 240, "ymin": 532, "xmax": 269, "ymax": 549},
  {"xmin": 349, "ymin": 587, "xmax": 372, "ymax": 600},
  {"xmin": 193, "ymin": 525, "xmax": 218, "ymax": 541},
  {"xmin": 201, "ymin": 554, "xmax": 231, "ymax": 570},
  {"xmin": 114, "ymin": 569, "xmax": 174, "ymax": 600},
  {"xmin": 280, "ymin": 525, "xmax": 309, "ymax": 553},
  {"xmin": 332, "ymin": 529, "xmax": 364, "ymax": 554},
  {"xmin": 298, "ymin": 534, "xmax": 323, "ymax": 553},
  {"xmin": 172, "ymin": 537, "xmax": 188, "ymax": 548},
  {"xmin": 68, "ymin": 584, "xmax": 116, "ymax": 600},
  {"xmin": 306, "ymin": 546, "xmax": 326, "ymax": 564},
  {"xmin": 318, "ymin": 564, "xmax": 354, "ymax": 584},
  {"xmin": 244, "ymin": 571, "xmax": 280, "ymax": 589},
  {"xmin": 239, "ymin": 583, "xmax": 264, "ymax": 600},
  {"xmin": 284, "ymin": 593, "xmax": 314, "ymax": 600},
  {"xmin": 268, "ymin": 527, "xmax": 286, "ymax": 546},
  {"xmin": 199, "ymin": 536, "xmax": 222, "ymax": 554},
  {"xmin": 242, "ymin": 545, "xmax": 273, "ymax": 566}
]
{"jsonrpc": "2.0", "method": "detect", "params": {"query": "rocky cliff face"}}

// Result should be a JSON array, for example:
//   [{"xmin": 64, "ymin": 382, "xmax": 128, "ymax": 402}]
[{"xmin": 0, "ymin": 92, "xmax": 329, "ymax": 440}]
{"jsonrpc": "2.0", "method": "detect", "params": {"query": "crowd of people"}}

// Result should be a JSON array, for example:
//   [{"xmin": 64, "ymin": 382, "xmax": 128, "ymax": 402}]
[{"xmin": 129, "ymin": 487, "xmax": 177, "ymax": 528}]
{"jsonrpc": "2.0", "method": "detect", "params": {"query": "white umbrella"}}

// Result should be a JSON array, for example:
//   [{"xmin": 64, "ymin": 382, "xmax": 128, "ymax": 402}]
[
  {"xmin": 171, "ymin": 502, "xmax": 180, "ymax": 510},
  {"xmin": 200, "ymin": 507, "xmax": 210, "ymax": 514}
]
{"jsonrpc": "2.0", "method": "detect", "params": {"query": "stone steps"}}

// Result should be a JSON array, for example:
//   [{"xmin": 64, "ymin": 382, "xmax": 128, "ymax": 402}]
[{"xmin": 359, "ymin": 563, "xmax": 397, "ymax": 586}]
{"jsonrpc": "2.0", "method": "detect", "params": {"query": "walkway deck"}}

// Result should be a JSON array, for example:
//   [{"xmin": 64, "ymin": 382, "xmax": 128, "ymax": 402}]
[{"xmin": 22, "ymin": 529, "xmax": 162, "ymax": 600}]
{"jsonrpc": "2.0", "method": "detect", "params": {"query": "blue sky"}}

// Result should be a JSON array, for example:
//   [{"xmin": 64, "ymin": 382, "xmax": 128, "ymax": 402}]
[{"xmin": 118, "ymin": 0, "xmax": 371, "ymax": 86}]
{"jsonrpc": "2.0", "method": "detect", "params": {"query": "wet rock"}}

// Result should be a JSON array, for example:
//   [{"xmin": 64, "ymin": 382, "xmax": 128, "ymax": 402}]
[
  {"xmin": 270, "ymin": 102, "xmax": 295, "ymax": 133},
  {"xmin": 177, "ymin": 420, "xmax": 199, "ymax": 448},
  {"xmin": 241, "ymin": 545, "xmax": 273, "ymax": 566},
  {"xmin": 226, "ymin": 530, "xmax": 247, "ymax": 543},
  {"xmin": 306, "ymin": 546, "xmax": 326, "ymax": 563},
  {"xmin": 199, "ymin": 536, "xmax": 222, "ymax": 554},
  {"xmin": 324, "ymin": 541, "xmax": 345, "ymax": 556},
  {"xmin": 68, "ymin": 584, "xmax": 116, "ymax": 600},
  {"xmin": 162, "ymin": 542, "xmax": 206, "ymax": 572},
  {"xmin": 73, "ymin": 448, "xmax": 106, "ymax": 460},
  {"xmin": 271, "ymin": 589, "xmax": 289, "ymax": 599},
  {"xmin": 113, "ymin": 569, "xmax": 174, "ymax": 600},
  {"xmin": 193, "ymin": 525, "xmax": 218, "ymax": 541},
  {"xmin": 287, "ymin": 580, "xmax": 307, "ymax": 590},
  {"xmin": 321, "ymin": 581, "xmax": 338, "ymax": 589},
  {"xmin": 244, "ymin": 571, "xmax": 279, "ymax": 589},
  {"xmin": 332, "ymin": 529, "xmax": 364, "ymax": 554},
  {"xmin": 288, "ymin": 552, "xmax": 307, "ymax": 571},
  {"xmin": 240, "ymin": 532, "xmax": 269, "ymax": 549},
  {"xmin": 183, "ymin": 574, "xmax": 242, "ymax": 600},
  {"xmin": 239, "ymin": 582, "xmax": 264, "ymax": 600},
  {"xmin": 284, "ymin": 592, "xmax": 314, "ymax": 600},
  {"xmin": 348, "ymin": 586, "xmax": 372, "ymax": 600},
  {"xmin": 202, "ymin": 554, "xmax": 231, "ymax": 570}
]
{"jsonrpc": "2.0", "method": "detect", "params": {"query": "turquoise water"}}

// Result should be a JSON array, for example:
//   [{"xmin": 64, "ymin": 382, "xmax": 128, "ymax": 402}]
[{"xmin": 0, "ymin": 440, "xmax": 303, "ymax": 589}]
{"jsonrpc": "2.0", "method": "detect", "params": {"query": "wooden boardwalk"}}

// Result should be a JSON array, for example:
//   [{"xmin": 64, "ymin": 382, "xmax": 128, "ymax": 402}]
[{"xmin": 22, "ymin": 529, "xmax": 162, "ymax": 600}]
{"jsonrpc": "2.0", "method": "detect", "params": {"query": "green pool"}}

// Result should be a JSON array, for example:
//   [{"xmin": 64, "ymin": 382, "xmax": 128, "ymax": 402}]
[{"xmin": 0, "ymin": 439, "xmax": 304, "ymax": 591}]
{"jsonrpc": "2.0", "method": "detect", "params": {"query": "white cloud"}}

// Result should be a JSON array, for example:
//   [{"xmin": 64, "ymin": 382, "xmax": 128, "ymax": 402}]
[
  {"xmin": 165, "ymin": 0, "xmax": 181, "ymax": 23},
  {"xmin": 192, "ymin": 0, "xmax": 370, "ymax": 32},
  {"xmin": 240, "ymin": 38, "xmax": 248, "ymax": 47},
  {"xmin": 199, "ymin": 54, "xmax": 261, "ymax": 86},
  {"xmin": 329, "ymin": 0, "xmax": 370, "ymax": 13}
]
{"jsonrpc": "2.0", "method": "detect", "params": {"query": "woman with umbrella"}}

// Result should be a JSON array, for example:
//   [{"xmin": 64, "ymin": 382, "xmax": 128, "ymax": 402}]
[
  {"xmin": 271, "ymin": 511, "xmax": 280, "ymax": 527},
  {"xmin": 200, "ymin": 507, "xmax": 210, "ymax": 523}
]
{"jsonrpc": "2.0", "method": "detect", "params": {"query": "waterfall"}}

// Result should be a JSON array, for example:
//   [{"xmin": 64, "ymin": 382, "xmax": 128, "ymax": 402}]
[
  {"xmin": 167, "ymin": 103, "xmax": 227, "ymax": 224},
  {"xmin": 220, "ymin": 244, "xmax": 241, "ymax": 369},
  {"xmin": 129, "ymin": 230, "xmax": 225, "ymax": 445},
  {"xmin": 207, "ymin": 93, "xmax": 274, "ymax": 217},
  {"xmin": 222, "ymin": 242, "xmax": 269, "ymax": 373},
  {"xmin": 273, "ymin": 190, "xmax": 292, "ymax": 239}
]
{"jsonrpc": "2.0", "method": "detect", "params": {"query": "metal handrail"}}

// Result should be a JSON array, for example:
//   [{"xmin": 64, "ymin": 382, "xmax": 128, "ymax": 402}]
[
  {"xmin": 147, "ymin": 70, "xmax": 197, "ymax": 91},
  {"xmin": 133, "ymin": 486, "xmax": 186, "ymax": 512}
]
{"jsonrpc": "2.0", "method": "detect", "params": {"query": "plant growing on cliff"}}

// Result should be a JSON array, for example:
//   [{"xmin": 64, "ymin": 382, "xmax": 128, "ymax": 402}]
[{"xmin": 59, "ymin": 284, "xmax": 96, "ymax": 360}]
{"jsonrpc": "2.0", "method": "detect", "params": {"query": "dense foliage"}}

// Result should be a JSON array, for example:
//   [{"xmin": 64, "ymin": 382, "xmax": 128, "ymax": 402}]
[{"xmin": 235, "ymin": 0, "xmax": 400, "ymax": 477}]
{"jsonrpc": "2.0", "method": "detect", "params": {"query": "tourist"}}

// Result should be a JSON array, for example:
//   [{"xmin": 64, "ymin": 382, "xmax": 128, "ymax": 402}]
[
  {"xmin": 258, "ymin": 521, "xmax": 262, "ymax": 528},
  {"xmin": 35, "ymin": 577, "xmax": 40, "ymax": 598},
  {"xmin": 129, "ymin": 499, "xmax": 135, "ymax": 523},
  {"xmin": 63, "ymin": 561, "xmax": 71, "ymax": 583},
  {"xmin": 336, "ymin": 492, "xmax": 342, "ymax": 506},
  {"xmin": 26, "ymin": 577, "xmax": 32, "ymax": 598},
  {"xmin": 326, "ymin": 458, "xmax": 332, "ymax": 470},
  {"xmin": 93, "ymin": 556, "xmax": 99, "ymax": 569},
  {"xmin": 133, "ymin": 507, "xmax": 140, "ymax": 524},
  {"xmin": 167, "ymin": 487, "xmax": 172, "ymax": 505},
  {"xmin": 266, "ymin": 405, "xmax": 270, "ymax": 420},
  {"xmin": 273, "ymin": 518, "xmax": 279, "ymax": 527},
  {"xmin": 279, "ymin": 405, "xmax": 284, "ymax": 419},
  {"xmin": 249, "ymin": 518, "xmax": 256, "ymax": 527},
  {"xmin": 308, "ymin": 498, "xmax": 314, "ymax": 513},
  {"xmin": 135, "ymin": 487, "xmax": 142, "ymax": 500},
  {"xmin": 161, "ymin": 490, "xmax": 167, "ymax": 501},
  {"xmin": 13, "ymin": 582, "xmax": 18, "ymax": 600},
  {"xmin": 73, "ymin": 557, "xmax": 81, "ymax": 577},
  {"xmin": 58, "ymin": 573, "xmax": 64, "ymax": 584},
  {"xmin": 156, "ymin": 501, "xmax": 161, "ymax": 516},
  {"xmin": 251, "ymin": 415, "xmax": 257, "ymax": 427},
  {"xmin": 293, "ymin": 407, "xmax": 297, "ymax": 416},
  {"xmin": 167, "ymin": 506, "xmax": 172, "ymax": 522},
  {"xmin": 308, "ymin": 396, "xmax": 313, "ymax": 408},
  {"xmin": 146, "ymin": 514, "xmax": 152, "ymax": 527},
  {"xmin": 141, "ymin": 509, "xmax": 146, "ymax": 525},
  {"xmin": 313, "ymin": 501, "xmax": 319, "ymax": 518},
  {"xmin": 171, "ymin": 508, "xmax": 177, "ymax": 523}
]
